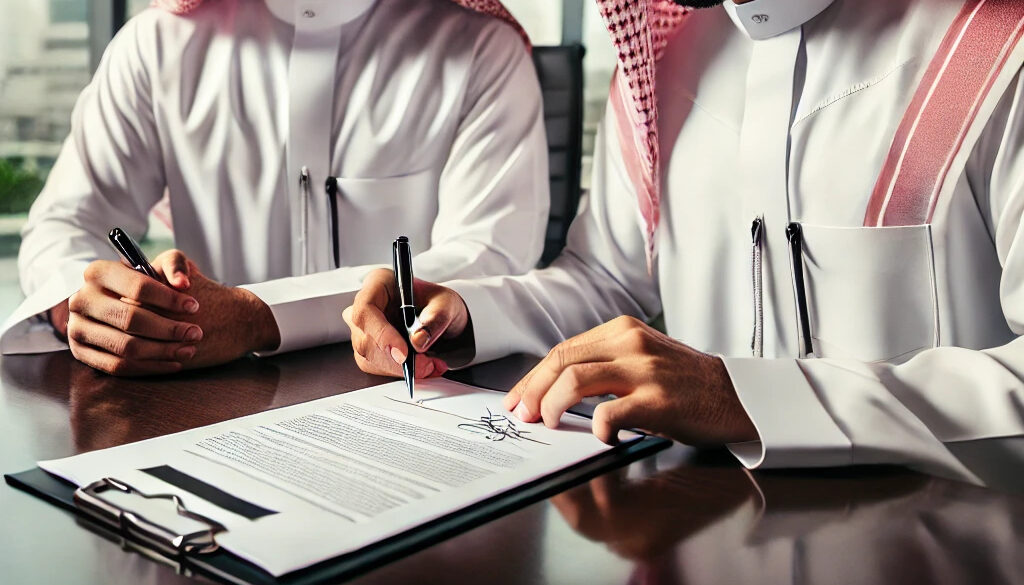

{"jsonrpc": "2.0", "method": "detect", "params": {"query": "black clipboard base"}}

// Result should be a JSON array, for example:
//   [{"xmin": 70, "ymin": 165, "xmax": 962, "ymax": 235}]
[{"xmin": 5, "ymin": 435, "xmax": 669, "ymax": 585}]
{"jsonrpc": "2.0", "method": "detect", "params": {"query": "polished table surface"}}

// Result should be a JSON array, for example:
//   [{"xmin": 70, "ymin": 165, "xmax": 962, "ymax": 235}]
[{"xmin": 2, "ymin": 345, "xmax": 1023, "ymax": 585}]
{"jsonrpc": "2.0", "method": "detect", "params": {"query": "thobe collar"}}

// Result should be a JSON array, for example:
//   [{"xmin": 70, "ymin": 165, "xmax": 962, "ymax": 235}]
[
  {"xmin": 724, "ymin": 0, "xmax": 836, "ymax": 40},
  {"xmin": 264, "ymin": 0, "xmax": 378, "ymax": 29}
]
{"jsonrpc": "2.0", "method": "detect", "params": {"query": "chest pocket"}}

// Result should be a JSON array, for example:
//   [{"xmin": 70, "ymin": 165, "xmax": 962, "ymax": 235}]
[
  {"xmin": 800, "ymin": 224, "xmax": 939, "ymax": 364},
  {"xmin": 331, "ymin": 170, "xmax": 438, "ymax": 266}
]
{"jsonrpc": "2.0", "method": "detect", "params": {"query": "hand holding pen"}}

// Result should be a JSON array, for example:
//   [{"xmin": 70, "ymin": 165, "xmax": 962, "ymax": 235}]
[
  {"xmin": 58, "ymin": 228, "xmax": 202, "ymax": 375},
  {"xmin": 63, "ymin": 228, "xmax": 279, "ymax": 376},
  {"xmin": 343, "ymin": 242, "xmax": 469, "ymax": 387}
]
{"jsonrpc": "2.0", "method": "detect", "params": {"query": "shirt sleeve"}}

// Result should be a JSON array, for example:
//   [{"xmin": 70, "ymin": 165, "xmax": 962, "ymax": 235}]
[
  {"xmin": 243, "ymin": 21, "xmax": 550, "ymax": 355},
  {"xmin": 2, "ymin": 19, "xmax": 164, "ymax": 354},
  {"xmin": 723, "ymin": 72, "xmax": 1024, "ymax": 485},
  {"xmin": 445, "ymin": 97, "xmax": 662, "ymax": 364}
]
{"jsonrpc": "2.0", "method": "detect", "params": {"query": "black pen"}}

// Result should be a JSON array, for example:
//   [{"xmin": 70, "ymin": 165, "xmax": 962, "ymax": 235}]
[
  {"xmin": 108, "ymin": 227, "xmax": 159, "ymax": 280},
  {"xmin": 325, "ymin": 177, "xmax": 340, "ymax": 269},
  {"xmin": 393, "ymin": 236, "xmax": 416, "ymax": 399}
]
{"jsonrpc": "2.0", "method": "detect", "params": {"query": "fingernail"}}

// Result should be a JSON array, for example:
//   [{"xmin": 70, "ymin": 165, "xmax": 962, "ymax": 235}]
[
  {"xmin": 513, "ymin": 401, "xmax": 531, "ymax": 421},
  {"xmin": 423, "ymin": 360, "xmax": 435, "ymax": 376},
  {"xmin": 503, "ymin": 392, "xmax": 519, "ymax": 410},
  {"xmin": 184, "ymin": 326, "xmax": 202, "ymax": 342},
  {"xmin": 184, "ymin": 299, "xmax": 199, "ymax": 313},
  {"xmin": 176, "ymin": 346, "xmax": 196, "ymax": 361},
  {"xmin": 411, "ymin": 328, "xmax": 430, "ymax": 349},
  {"xmin": 390, "ymin": 346, "xmax": 406, "ymax": 365}
]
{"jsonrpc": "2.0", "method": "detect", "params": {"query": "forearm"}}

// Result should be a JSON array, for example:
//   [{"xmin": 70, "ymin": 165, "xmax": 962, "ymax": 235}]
[{"xmin": 447, "ymin": 248, "xmax": 661, "ymax": 365}]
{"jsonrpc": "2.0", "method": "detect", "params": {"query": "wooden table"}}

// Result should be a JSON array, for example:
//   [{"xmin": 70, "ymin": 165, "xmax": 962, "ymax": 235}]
[{"xmin": 1, "ymin": 345, "xmax": 1022, "ymax": 584}]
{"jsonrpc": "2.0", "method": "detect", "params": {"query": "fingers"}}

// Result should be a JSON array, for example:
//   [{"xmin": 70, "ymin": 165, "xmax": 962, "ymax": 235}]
[
  {"xmin": 504, "ymin": 318, "xmax": 646, "ymax": 413},
  {"xmin": 84, "ymin": 260, "xmax": 198, "ymax": 314},
  {"xmin": 151, "ymin": 249, "xmax": 191, "ymax": 290},
  {"xmin": 67, "ymin": 312, "xmax": 197, "ymax": 362},
  {"xmin": 344, "ymin": 296, "xmax": 408, "ymax": 378},
  {"xmin": 536, "ymin": 363, "xmax": 632, "ymax": 428},
  {"xmin": 503, "ymin": 335, "xmax": 618, "ymax": 414},
  {"xmin": 592, "ymin": 395, "xmax": 655, "ymax": 445},
  {"xmin": 69, "ymin": 288, "xmax": 202, "ymax": 343},
  {"xmin": 69, "ymin": 338, "xmax": 185, "ymax": 377}
]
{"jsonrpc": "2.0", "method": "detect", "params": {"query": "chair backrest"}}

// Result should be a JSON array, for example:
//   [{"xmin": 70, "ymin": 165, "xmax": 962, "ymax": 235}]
[{"xmin": 531, "ymin": 44, "xmax": 585, "ymax": 266}]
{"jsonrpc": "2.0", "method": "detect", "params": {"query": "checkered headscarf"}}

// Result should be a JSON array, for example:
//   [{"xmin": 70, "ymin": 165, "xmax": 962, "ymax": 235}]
[
  {"xmin": 597, "ymin": 0, "xmax": 688, "ymax": 268},
  {"xmin": 156, "ymin": 0, "xmax": 688, "ymax": 267}
]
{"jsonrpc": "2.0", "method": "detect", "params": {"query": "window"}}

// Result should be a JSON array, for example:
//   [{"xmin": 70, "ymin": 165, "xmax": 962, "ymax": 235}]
[
  {"xmin": 503, "ymin": 0, "xmax": 564, "ymax": 45},
  {"xmin": 0, "ymin": 0, "xmax": 90, "ymax": 314},
  {"xmin": 502, "ymin": 0, "xmax": 617, "ymax": 189},
  {"xmin": 0, "ymin": 0, "xmax": 89, "ymax": 182}
]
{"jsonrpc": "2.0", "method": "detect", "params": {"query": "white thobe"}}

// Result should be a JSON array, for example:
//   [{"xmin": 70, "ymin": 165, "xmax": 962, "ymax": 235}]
[
  {"xmin": 2, "ymin": 0, "xmax": 548, "ymax": 355},
  {"xmin": 447, "ymin": 0, "xmax": 1024, "ymax": 483}
]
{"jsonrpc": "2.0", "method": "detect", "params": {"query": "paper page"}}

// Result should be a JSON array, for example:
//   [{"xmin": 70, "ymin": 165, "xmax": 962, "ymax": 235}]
[{"xmin": 39, "ymin": 378, "xmax": 640, "ymax": 576}]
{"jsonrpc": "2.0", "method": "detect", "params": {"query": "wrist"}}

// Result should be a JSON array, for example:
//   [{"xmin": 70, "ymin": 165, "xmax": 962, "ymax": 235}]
[
  {"xmin": 235, "ymin": 288, "xmax": 280, "ymax": 353},
  {"xmin": 49, "ymin": 300, "xmax": 70, "ymax": 340},
  {"xmin": 711, "ymin": 356, "xmax": 758, "ymax": 443}
]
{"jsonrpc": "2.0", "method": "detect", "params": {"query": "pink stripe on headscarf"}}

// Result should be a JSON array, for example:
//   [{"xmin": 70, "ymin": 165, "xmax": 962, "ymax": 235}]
[{"xmin": 597, "ymin": 0, "xmax": 688, "ymax": 269}]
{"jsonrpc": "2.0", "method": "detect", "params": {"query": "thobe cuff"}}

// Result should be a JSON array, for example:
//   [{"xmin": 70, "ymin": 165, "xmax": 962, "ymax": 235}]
[
  {"xmin": 722, "ymin": 357, "xmax": 852, "ymax": 469},
  {"xmin": 0, "ymin": 260, "xmax": 88, "ymax": 354},
  {"xmin": 240, "ymin": 278, "xmax": 357, "ymax": 356},
  {"xmin": 445, "ymin": 278, "xmax": 511, "ymax": 367}
]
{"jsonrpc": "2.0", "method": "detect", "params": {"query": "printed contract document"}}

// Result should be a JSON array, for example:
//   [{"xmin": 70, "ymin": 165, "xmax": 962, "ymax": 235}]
[{"xmin": 40, "ymin": 378, "xmax": 640, "ymax": 576}]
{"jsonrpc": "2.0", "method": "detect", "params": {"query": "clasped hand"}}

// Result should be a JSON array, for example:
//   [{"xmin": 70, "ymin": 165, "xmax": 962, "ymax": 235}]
[{"xmin": 51, "ymin": 249, "xmax": 279, "ymax": 376}]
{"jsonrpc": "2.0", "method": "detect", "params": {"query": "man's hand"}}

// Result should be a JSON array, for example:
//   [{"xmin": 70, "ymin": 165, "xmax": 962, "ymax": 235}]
[
  {"xmin": 64, "ymin": 249, "xmax": 279, "ymax": 376},
  {"xmin": 343, "ymin": 268, "xmax": 473, "ymax": 379},
  {"xmin": 503, "ymin": 315, "xmax": 758, "ymax": 446},
  {"xmin": 154, "ymin": 251, "xmax": 280, "ymax": 369}
]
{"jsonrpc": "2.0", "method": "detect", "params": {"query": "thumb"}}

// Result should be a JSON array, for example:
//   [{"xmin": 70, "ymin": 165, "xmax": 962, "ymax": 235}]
[
  {"xmin": 408, "ymin": 288, "xmax": 466, "ymax": 353},
  {"xmin": 592, "ymin": 397, "xmax": 646, "ymax": 445},
  {"xmin": 154, "ymin": 249, "xmax": 191, "ymax": 290}
]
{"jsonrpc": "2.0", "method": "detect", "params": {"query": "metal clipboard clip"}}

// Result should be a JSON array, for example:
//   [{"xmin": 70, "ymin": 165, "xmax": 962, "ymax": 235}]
[{"xmin": 74, "ymin": 477, "xmax": 227, "ymax": 559}]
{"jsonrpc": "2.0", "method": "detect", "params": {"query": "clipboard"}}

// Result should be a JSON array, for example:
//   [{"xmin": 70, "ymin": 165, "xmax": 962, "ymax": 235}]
[{"xmin": 5, "ymin": 434, "xmax": 669, "ymax": 585}]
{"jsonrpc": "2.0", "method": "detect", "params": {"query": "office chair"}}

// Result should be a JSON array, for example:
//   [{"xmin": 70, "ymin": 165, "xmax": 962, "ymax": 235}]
[{"xmin": 531, "ymin": 44, "xmax": 585, "ymax": 267}]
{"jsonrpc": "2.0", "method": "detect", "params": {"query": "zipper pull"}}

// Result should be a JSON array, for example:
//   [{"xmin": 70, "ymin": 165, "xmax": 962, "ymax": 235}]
[
  {"xmin": 750, "ymin": 217, "xmax": 764, "ymax": 358},
  {"xmin": 786, "ymin": 222, "xmax": 814, "ymax": 359}
]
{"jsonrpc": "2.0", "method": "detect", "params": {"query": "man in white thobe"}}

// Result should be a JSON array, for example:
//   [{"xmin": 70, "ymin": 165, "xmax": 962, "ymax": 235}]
[
  {"xmin": 1, "ymin": 0, "xmax": 548, "ymax": 375},
  {"xmin": 347, "ymin": 0, "xmax": 1024, "ymax": 482}
]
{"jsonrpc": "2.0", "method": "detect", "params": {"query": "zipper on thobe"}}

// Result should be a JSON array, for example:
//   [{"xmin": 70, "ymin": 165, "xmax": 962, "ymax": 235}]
[
  {"xmin": 299, "ymin": 166, "xmax": 311, "ymax": 273},
  {"xmin": 750, "ymin": 216, "xmax": 765, "ymax": 357},
  {"xmin": 786, "ymin": 222, "xmax": 814, "ymax": 358}
]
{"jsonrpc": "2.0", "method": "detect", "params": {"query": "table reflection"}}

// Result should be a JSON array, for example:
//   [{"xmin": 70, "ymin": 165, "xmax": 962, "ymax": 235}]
[{"xmin": 553, "ymin": 456, "xmax": 1024, "ymax": 585}]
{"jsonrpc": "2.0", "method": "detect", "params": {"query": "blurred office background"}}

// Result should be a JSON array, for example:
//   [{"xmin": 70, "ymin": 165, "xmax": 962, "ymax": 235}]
[{"xmin": 0, "ymin": 0, "xmax": 615, "ymax": 319}]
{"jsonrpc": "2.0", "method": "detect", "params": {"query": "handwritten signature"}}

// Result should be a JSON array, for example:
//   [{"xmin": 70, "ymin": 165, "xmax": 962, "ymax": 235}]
[{"xmin": 457, "ymin": 408, "xmax": 549, "ymax": 445}]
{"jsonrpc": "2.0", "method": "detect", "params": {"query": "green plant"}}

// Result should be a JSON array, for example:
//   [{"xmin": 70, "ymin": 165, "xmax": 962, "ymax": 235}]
[{"xmin": 0, "ymin": 159, "xmax": 44, "ymax": 214}]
